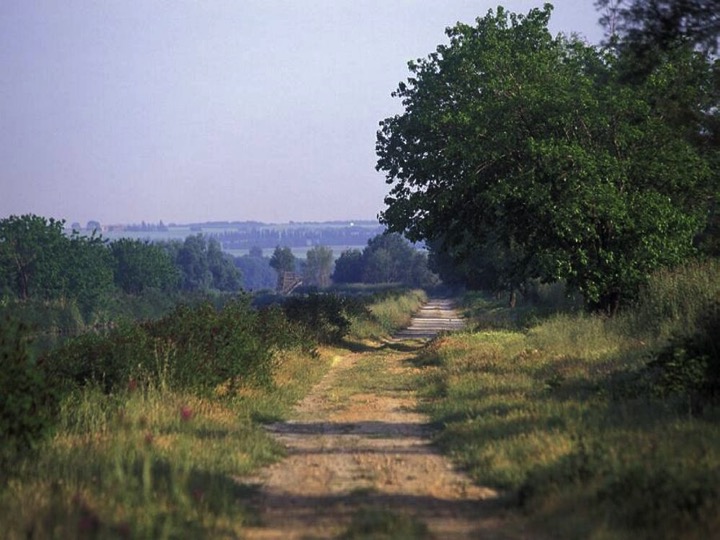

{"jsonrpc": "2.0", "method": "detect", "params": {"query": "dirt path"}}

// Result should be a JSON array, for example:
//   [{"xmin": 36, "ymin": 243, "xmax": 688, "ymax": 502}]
[{"xmin": 239, "ymin": 299, "xmax": 518, "ymax": 539}]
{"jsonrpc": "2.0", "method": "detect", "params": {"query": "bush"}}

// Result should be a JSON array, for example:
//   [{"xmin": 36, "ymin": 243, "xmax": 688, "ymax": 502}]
[
  {"xmin": 600, "ymin": 466, "xmax": 720, "ymax": 535},
  {"xmin": 42, "ymin": 321, "xmax": 153, "ymax": 394},
  {"xmin": 0, "ymin": 317, "xmax": 57, "ymax": 465},
  {"xmin": 644, "ymin": 300, "xmax": 720, "ymax": 415},
  {"xmin": 283, "ymin": 293, "xmax": 359, "ymax": 344},
  {"xmin": 149, "ymin": 299, "xmax": 277, "ymax": 391},
  {"xmin": 43, "ymin": 297, "xmax": 289, "ymax": 395}
]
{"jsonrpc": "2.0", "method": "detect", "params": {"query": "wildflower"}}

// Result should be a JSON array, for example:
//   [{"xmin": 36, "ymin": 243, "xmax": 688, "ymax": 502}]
[{"xmin": 180, "ymin": 405, "xmax": 193, "ymax": 422}]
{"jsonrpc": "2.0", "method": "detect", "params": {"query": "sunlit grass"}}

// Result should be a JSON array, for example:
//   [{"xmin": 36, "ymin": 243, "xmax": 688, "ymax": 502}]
[
  {"xmin": 417, "ymin": 290, "xmax": 720, "ymax": 539},
  {"xmin": 349, "ymin": 289, "xmax": 427, "ymax": 340}
]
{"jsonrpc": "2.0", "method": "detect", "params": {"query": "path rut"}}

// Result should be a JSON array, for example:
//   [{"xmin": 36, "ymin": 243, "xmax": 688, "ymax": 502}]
[{"xmin": 239, "ymin": 299, "xmax": 518, "ymax": 539}]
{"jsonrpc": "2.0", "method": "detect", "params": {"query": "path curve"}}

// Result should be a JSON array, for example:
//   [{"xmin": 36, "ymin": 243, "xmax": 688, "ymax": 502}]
[{"xmin": 238, "ymin": 299, "xmax": 512, "ymax": 539}]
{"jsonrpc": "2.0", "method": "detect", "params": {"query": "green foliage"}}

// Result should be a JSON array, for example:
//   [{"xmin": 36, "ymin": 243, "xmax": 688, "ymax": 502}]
[
  {"xmin": 0, "ymin": 214, "xmax": 114, "ymax": 310},
  {"xmin": 110, "ymin": 238, "xmax": 180, "ymax": 294},
  {"xmin": 303, "ymin": 245, "xmax": 334, "ymax": 288},
  {"xmin": 206, "ymin": 237, "xmax": 242, "ymax": 292},
  {"xmin": 416, "ymin": 261, "xmax": 720, "ymax": 539},
  {"xmin": 43, "ymin": 297, "xmax": 289, "ymax": 395},
  {"xmin": 596, "ymin": 0, "xmax": 720, "ymax": 55},
  {"xmin": 43, "ymin": 321, "xmax": 154, "ymax": 394},
  {"xmin": 333, "ymin": 249, "xmax": 364, "ymax": 283},
  {"xmin": 234, "ymin": 251, "xmax": 276, "ymax": 291},
  {"xmin": 283, "ymin": 293, "xmax": 360, "ymax": 344},
  {"xmin": 332, "ymin": 233, "xmax": 437, "ymax": 288},
  {"xmin": 0, "ymin": 317, "xmax": 57, "ymax": 465},
  {"xmin": 150, "ymin": 299, "xmax": 275, "ymax": 391},
  {"xmin": 376, "ymin": 5, "xmax": 715, "ymax": 311},
  {"xmin": 0, "ymin": 345, "xmax": 331, "ymax": 539},
  {"xmin": 347, "ymin": 288, "xmax": 427, "ymax": 340},
  {"xmin": 624, "ymin": 259, "xmax": 720, "ymax": 339},
  {"xmin": 644, "ymin": 300, "xmax": 720, "ymax": 414},
  {"xmin": 269, "ymin": 245, "xmax": 296, "ymax": 274}
]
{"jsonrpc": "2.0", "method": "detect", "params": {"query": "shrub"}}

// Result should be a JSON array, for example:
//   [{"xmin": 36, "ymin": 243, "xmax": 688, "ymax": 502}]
[
  {"xmin": 0, "ymin": 317, "xmax": 57, "ymax": 465},
  {"xmin": 644, "ymin": 300, "xmax": 720, "ymax": 415},
  {"xmin": 44, "ymin": 297, "xmax": 285, "ymax": 395},
  {"xmin": 42, "ymin": 321, "xmax": 153, "ymax": 394},
  {"xmin": 283, "ymin": 293, "xmax": 357, "ymax": 344}
]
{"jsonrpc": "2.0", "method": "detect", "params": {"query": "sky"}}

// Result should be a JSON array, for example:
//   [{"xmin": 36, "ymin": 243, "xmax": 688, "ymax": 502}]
[{"xmin": 0, "ymin": 1, "xmax": 604, "ymax": 226}]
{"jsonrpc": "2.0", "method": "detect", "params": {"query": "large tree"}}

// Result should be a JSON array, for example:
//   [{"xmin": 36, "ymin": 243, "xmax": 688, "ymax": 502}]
[{"xmin": 376, "ymin": 5, "xmax": 715, "ymax": 312}]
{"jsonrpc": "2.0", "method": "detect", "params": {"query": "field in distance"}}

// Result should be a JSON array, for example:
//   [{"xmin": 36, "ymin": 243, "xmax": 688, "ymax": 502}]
[{"xmin": 74, "ymin": 220, "xmax": 385, "ymax": 258}]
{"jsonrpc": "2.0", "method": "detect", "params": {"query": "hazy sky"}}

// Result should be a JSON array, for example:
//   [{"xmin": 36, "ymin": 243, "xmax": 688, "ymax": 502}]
[{"xmin": 1, "ymin": 1, "xmax": 604, "ymax": 225}]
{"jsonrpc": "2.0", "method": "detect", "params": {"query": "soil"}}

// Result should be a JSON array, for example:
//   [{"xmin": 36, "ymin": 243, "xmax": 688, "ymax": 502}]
[{"xmin": 238, "ymin": 299, "xmax": 528, "ymax": 539}]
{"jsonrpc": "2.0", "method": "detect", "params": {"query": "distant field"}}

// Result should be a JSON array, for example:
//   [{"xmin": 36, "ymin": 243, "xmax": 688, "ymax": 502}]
[
  {"xmin": 226, "ymin": 246, "xmax": 366, "ymax": 260},
  {"xmin": 78, "ymin": 221, "xmax": 384, "ymax": 258}
]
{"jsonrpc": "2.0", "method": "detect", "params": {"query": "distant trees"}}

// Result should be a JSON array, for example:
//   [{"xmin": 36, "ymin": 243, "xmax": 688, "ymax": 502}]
[
  {"xmin": 269, "ymin": 246, "xmax": 296, "ymax": 275},
  {"xmin": 333, "ymin": 249, "xmax": 364, "ymax": 284},
  {"xmin": 304, "ymin": 246, "xmax": 334, "ymax": 288},
  {"xmin": 165, "ymin": 235, "xmax": 242, "ymax": 293},
  {"xmin": 332, "ymin": 233, "xmax": 437, "ymax": 287},
  {"xmin": 234, "ymin": 247, "xmax": 276, "ymax": 291},
  {"xmin": 0, "ymin": 215, "xmax": 245, "ymax": 316},
  {"xmin": 109, "ymin": 239, "xmax": 179, "ymax": 294}
]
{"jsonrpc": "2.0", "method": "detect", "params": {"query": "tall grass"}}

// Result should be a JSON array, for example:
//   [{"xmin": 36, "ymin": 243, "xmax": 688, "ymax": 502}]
[
  {"xmin": 348, "ymin": 289, "xmax": 427, "ymax": 340},
  {"xmin": 0, "ymin": 346, "xmax": 331, "ymax": 539},
  {"xmin": 1, "ymin": 286, "xmax": 416, "ymax": 537},
  {"xmin": 622, "ymin": 259, "xmax": 720, "ymax": 341},
  {"xmin": 417, "ymin": 259, "xmax": 720, "ymax": 539}
]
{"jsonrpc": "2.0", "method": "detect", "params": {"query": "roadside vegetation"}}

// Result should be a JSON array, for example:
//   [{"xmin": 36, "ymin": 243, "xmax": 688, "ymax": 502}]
[
  {"xmin": 0, "ymin": 258, "xmax": 424, "ymax": 539},
  {"xmin": 416, "ymin": 259, "xmax": 720, "ymax": 539}
]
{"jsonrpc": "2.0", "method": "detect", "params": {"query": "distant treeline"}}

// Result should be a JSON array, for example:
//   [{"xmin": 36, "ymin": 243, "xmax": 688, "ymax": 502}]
[
  {"xmin": 213, "ymin": 223, "xmax": 385, "ymax": 250},
  {"xmin": 71, "ymin": 220, "xmax": 387, "ymax": 251},
  {"xmin": 0, "ymin": 215, "xmax": 436, "ymax": 311}
]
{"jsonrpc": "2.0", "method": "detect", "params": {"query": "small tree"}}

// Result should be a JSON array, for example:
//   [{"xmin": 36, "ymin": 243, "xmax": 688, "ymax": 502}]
[
  {"xmin": 304, "ymin": 246, "xmax": 334, "ymax": 288},
  {"xmin": 269, "ymin": 246, "xmax": 296, "ymax": 274}
]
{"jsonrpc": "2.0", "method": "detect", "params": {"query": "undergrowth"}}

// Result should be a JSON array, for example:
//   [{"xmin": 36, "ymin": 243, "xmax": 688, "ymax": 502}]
[
  {"xmin": 0, "ymin": 287, "xmax": 425, "ymax": 538},
  {"xmin": 418, "ymin": 259, "xmax": 720, "ymax": 539}
]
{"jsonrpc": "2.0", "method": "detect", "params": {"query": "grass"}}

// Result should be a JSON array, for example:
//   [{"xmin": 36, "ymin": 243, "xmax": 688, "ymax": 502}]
[
  {"xmin": 0, "ymin": 347, "xmax": 332, "ymax": 539},
  {"xmin": 0, "ymin": 287, "xmax": 428, "ymax": 538},
  {"xmin": 349, "ymin": 289, "xmax": 427, "ymax": 341},
  {"xmin": 415, "ymin": 261, "xmax": 720, "ymax": 539},
  {"xmin": 340, "ymin": 507, "xmax": 430, "ymax": 539}
]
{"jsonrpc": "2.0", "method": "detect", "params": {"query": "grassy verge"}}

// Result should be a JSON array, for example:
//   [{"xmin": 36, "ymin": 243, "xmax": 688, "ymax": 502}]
[
  {"xmin": 1, "ymin": 287, "xmax": 425, "ymax": 538},
  {"xmin": 349, "ymin": 289, "xmax": 427, "ymax": 341},
  {"xmin": 416, "ymin": 262, "xmax": 720, "ymax": 539},
  {"xmin": 0, "ymin": 347, "xmax": 331, "ymax": 539}
]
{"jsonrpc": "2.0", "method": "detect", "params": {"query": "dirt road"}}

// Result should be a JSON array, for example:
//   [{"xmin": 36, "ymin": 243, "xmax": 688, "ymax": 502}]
[{"xmin": 239, "ymin": 299, "xmax": 518, "ymax": 539}]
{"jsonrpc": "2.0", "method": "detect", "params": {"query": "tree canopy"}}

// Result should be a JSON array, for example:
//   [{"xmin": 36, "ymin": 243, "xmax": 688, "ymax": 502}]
[
  {"xmin": 332, "ymin": 233, "xmax": 437, "ymax": 288},
  {"xmin": 0, "ymin": 215, "xmax": 113, "ymax": 310},
  {"xmin": 596, "ymin": 0, "xmax": 720, "ymax": 55},
  {"xmin": 376, "ymin": 4, "xmax": 717, "ymax": 311}
]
